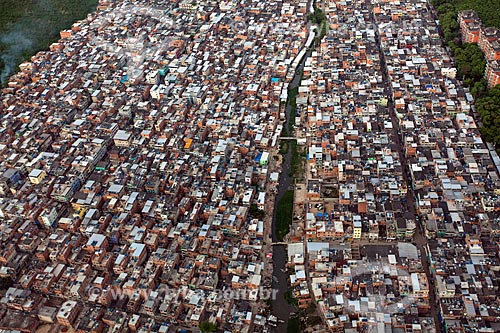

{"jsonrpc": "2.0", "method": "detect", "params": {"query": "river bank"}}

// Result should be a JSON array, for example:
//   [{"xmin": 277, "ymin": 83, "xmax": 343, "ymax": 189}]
[{"xmin": 270, "ymin": 46, "xmax": 312, "ymax": 332}]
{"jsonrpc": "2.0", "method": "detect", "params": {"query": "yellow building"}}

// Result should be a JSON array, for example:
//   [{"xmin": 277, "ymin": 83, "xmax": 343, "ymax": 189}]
[
  {"xmin": 353, "ymin": 220, "xmax": 362, "ymax": 239},
  {"xmin": 28, "ymin": 169, "xmax": 46, "ymax": 184}
]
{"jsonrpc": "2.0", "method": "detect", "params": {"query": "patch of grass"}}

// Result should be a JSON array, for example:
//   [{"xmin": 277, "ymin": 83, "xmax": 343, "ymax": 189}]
[
  {"xmin": 276, "ymin": 190, "xmax": 294, "ymax": 241},
  {"xmin": 287, "ymin": 86, "xmax": 298, "ymax": 133},
  {"xmin": 280, "ymin": 127, "xmax": 289, "ymax": 154},
  {"xmin": 289, "ymin": 140, "xmax": 306, "ymax": 179},
  {"xmin": 289, "ymin": 140, "xmax": 299, "ymax": 177}
]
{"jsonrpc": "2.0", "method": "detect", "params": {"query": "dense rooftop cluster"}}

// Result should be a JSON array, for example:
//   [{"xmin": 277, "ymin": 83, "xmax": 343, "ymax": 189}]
[
  {"xmin": 376, "ymin": 1, "xmax": 500, "ymax": 240},
  {"xmin": 296, "ymin": 0, "xmax": 409, "ymax": 243},
  {"xmin": 0, "ymin": 0, "xmax": 498, "ymax": 332},
  {"xmin": 0, "ymin": 0, "xmax": 312, "ymax": 331},
  {"xmin": 286, "ymin": 0, "xmax": 500, "ymax": 332},
  {"xmin": 377, "ymin": 0, "xmax": 500, "ymax": 331}
]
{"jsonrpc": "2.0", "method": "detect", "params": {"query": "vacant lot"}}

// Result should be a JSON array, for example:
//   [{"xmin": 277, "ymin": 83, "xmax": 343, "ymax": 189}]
[{"xmin": 0, "ymin": 0, "xmax": 98, "ymax": 84}]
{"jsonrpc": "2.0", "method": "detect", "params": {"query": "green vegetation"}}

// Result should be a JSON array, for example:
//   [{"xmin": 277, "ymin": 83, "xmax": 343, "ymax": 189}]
[
  {"xmin": 454, "ymin": 43, "xmax": 486, "ymax": 84},
  {"xmin": 276, "ymin": 190, "xmax": 294, "ymax": 241},
  {"xmin": 319, "ymin": 20, "xmax": 327, "ymax": 42},
  {"xmin": 289, "ymin": 139, "xmax": 306, "ymax": 179},
  {"xmin": 284, "ymin": 289, "xmax": 299, "ymax": 307},
  {"xmin": 289, "ymin": 140, "xmax": 298, "ymax": 176},
  {"xmin": 280, "ymin": 127, "xmax": 289, "ymax": 154},
  {"xmin": 287, "ymin": 86, "xmax": 299, "ymax": 133},
  {"xmin": 476, "ymin": 86, "xmax": 500, "ymax": 144},
  {"xmin": 199, "ymin": 321, "xmax": 217, "ymax": 333},
  {"xmin": 279, "ymin": 141, "xmax": 289, "ymax": 155},
  {"xmin": 284, "ymin": 301, "xmax": 321, "ymax": 333},
  {"xmin": 281, "ymin": 126, "xmax": 289, "ymax": 137},
  {"xmin": 432, "ymin": 0, "xmax": 500, "ymax": 30},
  {"xmin": 433, "ymin": 1, "xmax": 487, "ymax": 85},
  {"xmin": 307, "ymin": 6, "xmax": 326, "ymax": 25},
  {"xmin": 435, "ymin": 3, "xmax": 460, "ymax": 44},
  {"xmin": 249, "ymin": 203, "xmax": 266, "ymax": 219},
  {"xmin": 287, "ymin": 315, "xmax": 305, "ymax": 333},
  {"xmin": 432, "ymin": 0, "xmax": 500, "ymax": 145},
  {"xmin": 0, "ymin": 0, "xmax": 98, "ymax": 84},
  {"xmin": 285, "ymin": 71, "xmax": 306, "ymax": 177},
  {"xmin": 308, "ymin": 6, "xmax": 327, "ymax": 46},
  {"xmin": 284, "ymin": 82, "xmax": 306, "ymax": 178},
  {"xmin": 287, "ymin": 315, "xmax": 302, "ymax": 333}
]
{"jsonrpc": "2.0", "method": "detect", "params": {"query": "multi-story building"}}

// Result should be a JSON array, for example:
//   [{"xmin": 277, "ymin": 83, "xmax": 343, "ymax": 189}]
[
  {"xmin": 56, "ymin": 300, "xmax": 80, "ymax": 326},
  {"xmin": 459, "ymin": 10, "xmax": 500, "ymax": 87},
  {"xmin": 485, "ymin": 61, "xmax": 500, "ymax": 87}
]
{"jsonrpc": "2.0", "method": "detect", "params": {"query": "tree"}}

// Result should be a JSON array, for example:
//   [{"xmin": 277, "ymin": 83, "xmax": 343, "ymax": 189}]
[
  {"xmin": 199, "ymin": 321, "xmax": 217, "ymax": 333},
  {"xmin": 249, "ymin": 203, "xmax": 266, "ymax": 219},
  {"xmin": 439, "ymin": 10, "xmax": 459, "ymax": 42},
  {"xmin": 476, "ymin": 86, "xmax": 500, "ymax": 144},
  {"xmin": 433, "ymin": 0, "xmax": 500, "ymax": 31},
  {"xmin": 471, "ymin": 80, "xmax": 487, "ymax": 98},
  {"xmin": 432, "ymin": 0, "xmax": 500, "ymax": 146}
]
